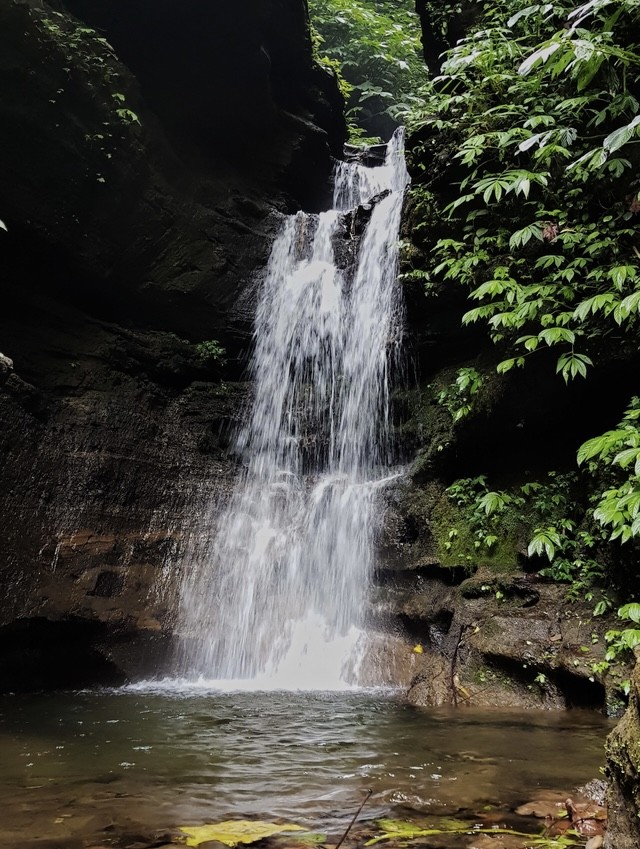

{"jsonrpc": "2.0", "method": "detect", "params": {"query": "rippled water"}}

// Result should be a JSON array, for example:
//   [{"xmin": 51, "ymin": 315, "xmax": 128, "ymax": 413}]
[{"xmin": 0, "ymin": 689, "xmax": 611, "ymax": 847}]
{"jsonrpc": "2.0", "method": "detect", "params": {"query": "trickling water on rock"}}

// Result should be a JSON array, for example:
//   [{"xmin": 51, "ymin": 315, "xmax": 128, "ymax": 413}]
[{"xmin": 176, "ymin": 130, "xmax": 409, "ymax": 688}]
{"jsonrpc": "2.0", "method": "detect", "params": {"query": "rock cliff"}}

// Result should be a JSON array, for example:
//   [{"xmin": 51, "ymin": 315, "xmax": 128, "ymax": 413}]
[
  {"xmin": 605, "ymin": 648, "xmax": 640, "ymax": 849},
  {"xmin": 0, "ymin": 0, "xmax": 345, "ymax": 690}
]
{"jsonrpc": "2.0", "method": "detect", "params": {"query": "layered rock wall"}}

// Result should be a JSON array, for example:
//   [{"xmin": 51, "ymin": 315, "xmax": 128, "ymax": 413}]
[
  {"xmin": 0, "ymin": 0, "xmax": 345, "ymax": 689},
  {"xmin": 605, "ymin": 649, "xmax": 640, "ymax": 849}
]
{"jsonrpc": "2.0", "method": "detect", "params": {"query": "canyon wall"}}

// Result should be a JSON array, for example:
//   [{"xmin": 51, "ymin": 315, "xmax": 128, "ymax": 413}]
[{"xmin": 0, "ymin": 0, "xmax": 345, "ymax": 689}]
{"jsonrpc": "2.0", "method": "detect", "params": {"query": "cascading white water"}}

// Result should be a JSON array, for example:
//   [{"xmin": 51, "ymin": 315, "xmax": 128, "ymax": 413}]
[{"xmin": 177, "ymin": 129, "xmax": 409, "ymax": 689}]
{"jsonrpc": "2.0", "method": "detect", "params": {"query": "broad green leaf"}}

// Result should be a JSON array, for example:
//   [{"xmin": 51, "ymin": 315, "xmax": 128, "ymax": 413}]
[
  {"xmin": 603, "ymin": 115, "xmax": 640, "ymax": 153},
  {"xmin": 620, "ymin": 291, "xmax": 640, "ymax": 315},
  {"xmin": 539, "ymin": 327, "xmax": 575, "ymax": 345},
  {"xmin": 510, "ymin": 222, "xmax": 544, "ymax": 250},
  {"xmin": 573, "ymin": 293, "xmax": 615, "ymax": 321},
  {"xmin": 479, "ymin": 491, "xmax": 506, "ymax": 515},
  {"xmin": 612, "ymin": 448, "xmax": 640, "ymax": 470},
  {"xmin": 443, "ymin": 194, "xmax": 475, "ymax": 216},
  {"xmin": 519, "ymin": 40, "xmax": 562, "ymax": 75},
  {"xmin": 516, "ymin": 334, "xmax": 539, "ymax": 352},
  {"xmin": 508, "ymin": 4, "xmax": 545, "ymax": 27},
  {"xmin": 497, "ymin": 358, "xmax": 516, "ymax": 374},
  {"xmin": 619, "ymin": 603, "xmax": 640, "ymax": 624}
]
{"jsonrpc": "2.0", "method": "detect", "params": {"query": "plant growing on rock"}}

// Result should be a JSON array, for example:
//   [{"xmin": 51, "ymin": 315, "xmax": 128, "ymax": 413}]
[
  {"xmin": 195, "ymin": 340, "xmax": 225, "ymax": 365},
  {"xmin": 407, "ymin": 0, "xmax": 640, "ymax": 635},
  {"xmin": 408, "ymin": 0, "xmax": 640, "ymax": 381},
  {"xmin": 434, "ymin": 366, "xmax": 484, "ymax": 422}
]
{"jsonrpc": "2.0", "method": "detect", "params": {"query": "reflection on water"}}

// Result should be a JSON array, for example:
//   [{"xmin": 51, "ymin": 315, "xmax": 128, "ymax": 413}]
[{"xmin": 0, "ymin": 689, "xmax": 611, "ymax": 847}]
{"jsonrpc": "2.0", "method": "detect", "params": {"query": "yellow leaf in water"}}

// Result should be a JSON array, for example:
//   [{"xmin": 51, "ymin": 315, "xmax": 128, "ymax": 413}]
[
  {"xmin": 179, "ymin": 820, "xmax": 306, "ymax": 847},
  {"xmin": 412, "ymin": 644, "xmax": 424, "ymax": 654}
]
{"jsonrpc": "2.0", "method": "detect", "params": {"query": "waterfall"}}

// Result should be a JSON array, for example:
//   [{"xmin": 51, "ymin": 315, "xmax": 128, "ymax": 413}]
[{"xmin": 177, "ymin": 129, "xmax": 409, "ymax": 689}]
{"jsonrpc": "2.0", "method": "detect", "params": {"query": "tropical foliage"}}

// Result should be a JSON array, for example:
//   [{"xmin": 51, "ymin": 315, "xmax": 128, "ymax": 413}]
[
  {"xmin": 309, "ymin": 0, "xmax": 427, "ymax": 138},
  {"xmin": 405, "ymin": 0, "xmax": 640, "ymax": 616},
  {"xmin": 314, "ymin": 0, "xmax": 640, "ymax": 680},
  {"xmin": 409, "ymin": 0, "xmax": 640, "ymax": 379}
]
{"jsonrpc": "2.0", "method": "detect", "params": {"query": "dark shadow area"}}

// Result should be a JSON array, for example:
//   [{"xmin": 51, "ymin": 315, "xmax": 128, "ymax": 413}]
[
  {"xmin": 0, "ymin": 618, "xmax": 127, "ymax": 693},
  {"xmin": 555, "ymin": 668, "xmax": 607, "ymax": 712}
]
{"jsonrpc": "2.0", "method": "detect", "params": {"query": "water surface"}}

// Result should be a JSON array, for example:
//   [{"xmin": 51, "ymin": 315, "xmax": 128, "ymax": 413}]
[{"xmin": 0, "ymin": 689, "xmax": 611, "ymax": 847}]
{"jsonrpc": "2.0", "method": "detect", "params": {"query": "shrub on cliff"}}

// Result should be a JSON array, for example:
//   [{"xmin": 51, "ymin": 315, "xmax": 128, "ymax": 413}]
[{"xmin": 405, "ymin": 0, "xmax": 640, "ymax": 619}]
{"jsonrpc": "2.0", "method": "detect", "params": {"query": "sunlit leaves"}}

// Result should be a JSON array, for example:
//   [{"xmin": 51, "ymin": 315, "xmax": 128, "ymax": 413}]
[
  {"xmin": 510, "ymin": 222, "xmax": 545, "ymax": 249},
  {"xmin": 519, "ymin": 38, "xmax": 563, "ymax": 76},
  {"xmin": 604, "ymin": 114, "xmax": 640, "ymax": 151},
  {"xmin": 309, "ymin": 0, "xmax": 426, "ymax": 132},
  {"xmin": 496, "ymin": 356, "xmax": 525, "ymax": 373},
  {"xmin": 577, "ymin": 399, "xmax": 640, "ymax": 543},
  {"xmin": 478, "ymin": 490, "xmax": 510, "ymax": 514},
  {"xmin": 407, "ymin": 0, "xmax": 640, "ymax": 393},
  {"xmin": 573, "ymin": 292, "xmax": 615, "ymax": 320},
  {"xmin": 528, "ymin": 527, "xmax": 563, "ymax": 560},
  {"xmin": 508, "ymin": 3, "xmax": 554, "ymax": 29},
  {"xmin": 619, "ymin": 602, "xmax": 640, "ymax": 624},
  {"xmin": 473, "ymin": 170, "xmax": 549, "ymax": 204},
  {"xmin": 556, "ymin": 351, "xmax": 592, "ymax": 381},
  {"xmin": 539, "ymin": 326, "xmax": 575, "ymax": 345},
  {"xmin": 435, "ymin": 366, "xmax": 484, "ymax": 423}
]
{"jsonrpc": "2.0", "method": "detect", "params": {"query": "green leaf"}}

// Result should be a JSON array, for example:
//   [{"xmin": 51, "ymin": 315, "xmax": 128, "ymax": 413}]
[
  {"xmin": 528, "ymin": 528, "xmax": 562, "ymax": 561},
  {"xmin": 603, "ymin": 115, "xmax": 640, "ymax": 153},
  {"xmin": 509, "ymin": 222, "xmax": 544, "ymax": 250},
  {"xmin": 497, "ymin": 358, "xmax": 516, "ymax": 374},
  {"xmin": 539, "ymin": 327, "xmax": 576, "ymax": 345},
  {"xmin": 556, "ymin": 352, "xmax": 592, "ymax": 382},
  {"xmin": 612, "ymin": 448, "xmax": 640, "ymax": 470},
  {"xmin": 508, "ymin": 5, "xmax": 546, "ymax": 27},
  {"xmin": 577, "ymin": 433, "xmax": 614, "ymax": 465},
  {"xmin": 573, "ymin": 293, "xmax": 615, "ymax": 321},
  {"xmin": 443, "ymin": 194, "xmax": 475, "ymax": 216},
  {"xmin": 619, "ymin": 603, "xmax": 640, "ymax": 624},
  {"xmin": 519, "ymin": 40, "xmax": 562, "ymax": 76},
  {"xmin": 516, "ymin": 334, "xmax": 539, "ymax": 352},
  {"xmin": 478, "ymin": 491, "xmax": 507, "ymax": 515}
]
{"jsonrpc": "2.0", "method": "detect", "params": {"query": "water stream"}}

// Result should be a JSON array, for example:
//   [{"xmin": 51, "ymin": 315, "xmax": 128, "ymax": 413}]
[{"xmin": 177, "ymin": 131, "xmax": 409, "ymax": 687}]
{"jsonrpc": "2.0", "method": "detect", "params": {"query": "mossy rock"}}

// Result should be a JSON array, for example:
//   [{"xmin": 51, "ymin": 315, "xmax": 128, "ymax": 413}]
[{"xmin": 429, "ymin": 491, "xmax": 523, "ymax": 571}]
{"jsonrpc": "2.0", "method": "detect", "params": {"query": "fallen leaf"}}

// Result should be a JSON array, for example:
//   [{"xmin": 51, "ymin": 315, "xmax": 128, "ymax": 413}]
[{"xmin": 179, "ymin": 821, "xmax": 306, "ymax": 848}]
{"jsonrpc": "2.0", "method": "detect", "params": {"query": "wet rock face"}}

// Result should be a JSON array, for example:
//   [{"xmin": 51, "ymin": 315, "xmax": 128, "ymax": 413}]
[
  {"xmin": 605, "ymin": 651, "xmax": 640, "ymax": 849},
  {"xmin": 374, "ymin": 560, "xmax": 615, "ymax": 712},
  {"xmin": 63, "ymin": 1, "xmax": 345, "ymax": 142},
  {"xmin": 0, "ymin": 0, "xmax": 344, "ymax": 690}
]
